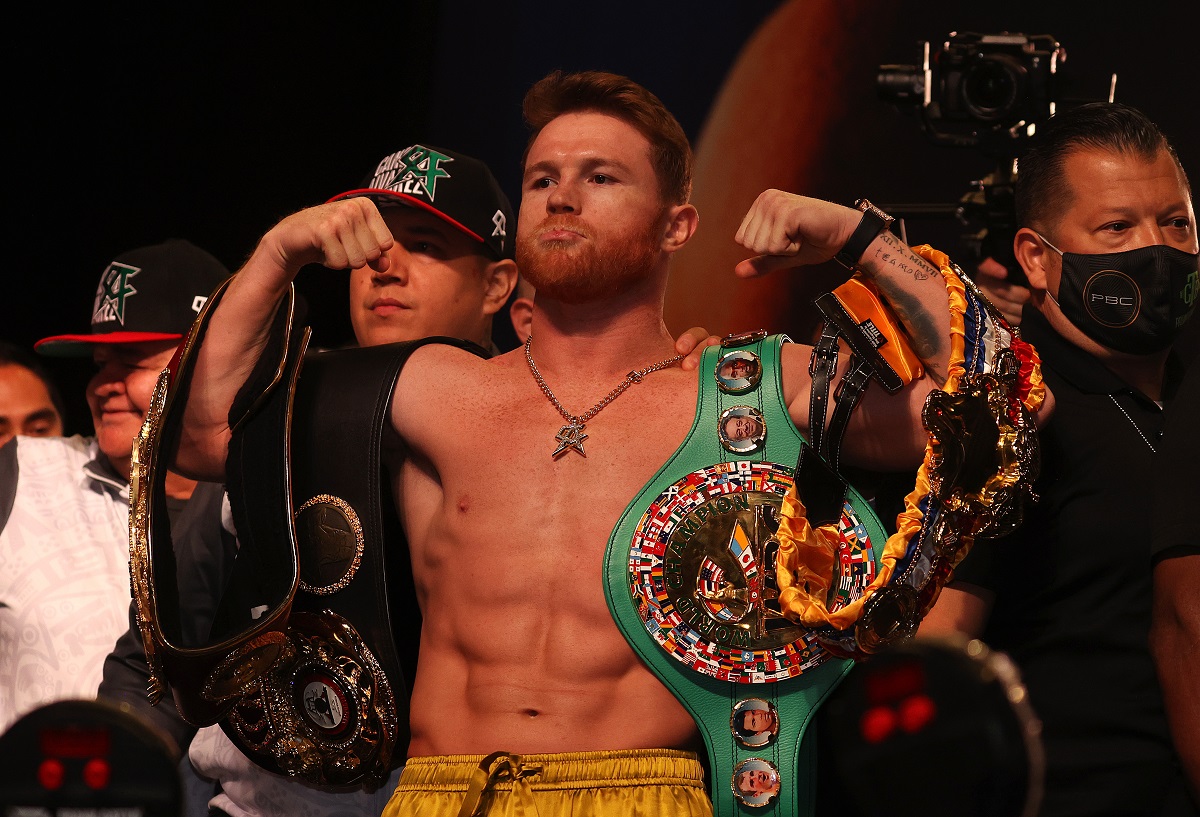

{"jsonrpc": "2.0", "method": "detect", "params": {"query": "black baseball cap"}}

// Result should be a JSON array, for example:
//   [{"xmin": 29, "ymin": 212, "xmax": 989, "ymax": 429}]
[
  {"xmin": 328, "ymin": 144, "xmax": 514, "ymax": 261},
  {"xmin": 35, "ymin": 239, "xmax": 231, "ymax": 357}
]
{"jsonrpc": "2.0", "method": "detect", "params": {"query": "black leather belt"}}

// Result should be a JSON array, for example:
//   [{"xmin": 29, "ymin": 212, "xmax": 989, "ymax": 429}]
[{"xmin": 796, "ymin": 290, "xmax": 908, "ymax": 528}]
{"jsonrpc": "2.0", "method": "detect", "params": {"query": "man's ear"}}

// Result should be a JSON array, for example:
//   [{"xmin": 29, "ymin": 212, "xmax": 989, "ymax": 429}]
[
  {"xmin": 482, "ymin": 258, "xmax": 519, "ymax": 316},
  {"xmin": 1013, "ymin": 227, "xmax": 1052, "ymax": 293},
  {"xmin": 509, "ymin": 297, "xmax": 534, "ymax": 343},
  {"xmin": 662, "ymin": 203, "xmax": 699, "ymax": 253}
]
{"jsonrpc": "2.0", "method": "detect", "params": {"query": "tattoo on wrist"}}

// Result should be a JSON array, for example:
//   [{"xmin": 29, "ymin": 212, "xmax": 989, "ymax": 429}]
[
  {"xmin": 864, "ymin": 234, "xmax": 949, "ymax": 386},
  {"xmin": 872, "ymin": 233, "xmax": 938, "ymax": 280}
]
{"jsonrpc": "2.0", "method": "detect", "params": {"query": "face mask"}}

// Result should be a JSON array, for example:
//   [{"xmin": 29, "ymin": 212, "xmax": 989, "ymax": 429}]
[{"xmin": 1039, "ymin": 234, "xmax": 1199, "ymax": 354}]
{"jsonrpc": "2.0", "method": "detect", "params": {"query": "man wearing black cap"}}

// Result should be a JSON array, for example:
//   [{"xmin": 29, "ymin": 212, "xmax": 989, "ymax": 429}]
[
  {"xmin": 92, "ymin": 145, "xmax": 520, "ymax": 816},
  {"xmin": 198, "ymin": 144, "xmax": 538, "ymax": 815},
  {"xmin": 0, "ymin": 239, "xmax": 229, "ymax": 734},
  {"xmin": 329, "ymin": 143, "xmax": 520, "ymax": 350}
]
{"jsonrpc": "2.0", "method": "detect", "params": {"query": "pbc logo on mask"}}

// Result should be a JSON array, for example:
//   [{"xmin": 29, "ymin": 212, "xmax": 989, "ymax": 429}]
[{"xmin": 1084, "ymin": 270, "xmax": 1141, "ymax": 328}]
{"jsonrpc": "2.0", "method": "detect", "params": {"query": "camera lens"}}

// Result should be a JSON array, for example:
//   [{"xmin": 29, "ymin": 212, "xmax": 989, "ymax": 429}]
[
  {"xmin": 877, "ymin": 65, "xmax": 925, "ymax": 105},
  {"xmin": 961, "ymin": 55, "xmax": 1023, "ymax": 122}
]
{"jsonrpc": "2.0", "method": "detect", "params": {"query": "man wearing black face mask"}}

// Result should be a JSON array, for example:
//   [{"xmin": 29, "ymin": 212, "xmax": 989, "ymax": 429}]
[
  {"xmin": 1036, "ymin": 233, "xmax": 1197, "ymax": 356},
  {"xmin": 921, "ymin": 102, "xmax": 1199, "ymax": 817}
]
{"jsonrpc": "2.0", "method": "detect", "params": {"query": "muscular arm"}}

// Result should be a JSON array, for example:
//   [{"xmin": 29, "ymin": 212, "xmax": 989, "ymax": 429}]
[
  {"xmin": 175, "ymin": 199, "xmax": 395, "ymax": 479},
  {"xmin": 856, "ymin": 231, "xmax": 952, "ymax": 386},
  {"xmin": 1150, "ymin": 554, "xmax": 1200, "ymax": 796},
  {"xmin": 736, "ymin": 190, "xmax": 953, "ymax": 385},
  {"xmin": 735, "ymin": 190, "xmax": 955, "ymax": 468}
]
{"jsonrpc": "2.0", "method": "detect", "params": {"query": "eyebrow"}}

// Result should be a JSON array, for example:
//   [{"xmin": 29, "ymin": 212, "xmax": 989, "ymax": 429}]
[
  {"xmin": 523, "ymin": 160, "xmax": 557, "ymax": 180},
  {"xmin": 523, "ymin": 156, "xmax": 635, "ymax": 181},
  {"xmin": 397, "ymin": 223, "xmax": 451, "ymax": 241},
  {"xmin": 24, "ymin": 408, "xmax": 59, "ymax": 425},
  {"xmin": 1089, "ymin": 198, "xmax": 1193, "ymax": 221}
]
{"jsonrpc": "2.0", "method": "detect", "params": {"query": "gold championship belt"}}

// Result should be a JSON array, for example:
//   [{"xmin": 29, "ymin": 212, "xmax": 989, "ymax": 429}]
[
  {"xmin": 603, "ymin": 247, "xmax": 1044, "ymax": 816},
  {"xmin": 130, "ymin": 279, "xmax": 305, "ymax": 734},
  {"xmin": 130, "ymin": 280, "xmax": 487, "ymax": 790},
  {"xmin": 775, "ymin": 248, "xmax": 1044, "ymax": 657}
]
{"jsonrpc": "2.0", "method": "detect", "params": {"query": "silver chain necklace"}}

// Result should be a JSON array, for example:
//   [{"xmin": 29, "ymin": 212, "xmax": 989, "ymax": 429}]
[
  {"xmin": 525, "ymin": 335, "xmax": 684, "ymax": 458},
  {"xmin": 1108, "ymin": 394, "xmax": 1158, "ymax": 454}
]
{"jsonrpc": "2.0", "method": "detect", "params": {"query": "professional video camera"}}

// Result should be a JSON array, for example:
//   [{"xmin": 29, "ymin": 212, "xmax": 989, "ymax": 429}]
[
  {"xmin": 878, "ymin": 31, "xmax": 1065, "ymax": 155},
  {"xmin": 876, "ymin": 32, "xmax": 1112, "ymax": 287}
]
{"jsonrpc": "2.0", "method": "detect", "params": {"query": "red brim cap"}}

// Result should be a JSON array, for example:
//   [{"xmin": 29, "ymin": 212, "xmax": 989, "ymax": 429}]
[
  {"xmin": 34, "ymin": 331, "xmax": 184, "ymax": 358},
  {"xmin": 328, "ymin": 144, "xmax": 514, "ymax": 261},
  {"xmin": 327, "ymin": 188, "xmax": 488, "ymax": 246}
]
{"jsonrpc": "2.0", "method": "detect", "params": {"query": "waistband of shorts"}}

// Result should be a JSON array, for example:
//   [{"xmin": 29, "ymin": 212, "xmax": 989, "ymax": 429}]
[{"xmin": 397, "ymin": 748, "xmax": 704, "ymax": 791}]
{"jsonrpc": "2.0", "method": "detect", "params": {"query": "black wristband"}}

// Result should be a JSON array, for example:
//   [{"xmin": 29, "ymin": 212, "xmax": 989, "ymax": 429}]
[{"xmin": 834, "ymin": 199, "xmax": 895, "ymax": 270}]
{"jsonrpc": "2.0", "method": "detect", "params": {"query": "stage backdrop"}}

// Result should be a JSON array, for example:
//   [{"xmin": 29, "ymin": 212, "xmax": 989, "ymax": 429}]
[{"xmin": 7, "ymin": 0, "xmax": 1194, "ymax": 433}]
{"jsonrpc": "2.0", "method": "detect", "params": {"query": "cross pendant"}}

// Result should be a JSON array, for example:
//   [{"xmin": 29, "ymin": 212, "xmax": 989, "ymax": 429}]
[{"xmin": 553, "ymin": 422, "xmax": 588, "ymax": 458}]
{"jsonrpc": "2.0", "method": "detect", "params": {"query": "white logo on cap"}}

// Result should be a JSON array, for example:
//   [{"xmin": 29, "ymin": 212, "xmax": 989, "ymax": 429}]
[{"xmin": 492, "ymin": 210, "xmax": 507, "ymax": 241}]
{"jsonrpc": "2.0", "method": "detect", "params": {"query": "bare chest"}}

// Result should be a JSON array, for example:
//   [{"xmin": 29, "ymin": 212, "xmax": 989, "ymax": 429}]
[{"xmin": 396, "ymin": 365, "xmax": 697, "ymax": 592}]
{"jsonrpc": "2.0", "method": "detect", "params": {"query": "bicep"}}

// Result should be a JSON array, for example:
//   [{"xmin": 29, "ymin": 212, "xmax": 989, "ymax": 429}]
[
  {"xmin": 1150, "ymin": 554, "xmax": 1200, "ymax": 653},
  {"xmin": 841, "ymin": 374, "xmax": 935, "ymax": 470},
  {"xmin": 1149, "ymin": 553, "xmax": 1200, "ymax": 791}
]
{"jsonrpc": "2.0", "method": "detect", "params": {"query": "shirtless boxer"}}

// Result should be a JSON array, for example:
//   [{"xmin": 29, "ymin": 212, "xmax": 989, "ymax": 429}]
[{"xmin": 175, "ymin": 70, "xmax": 976, "ymax": 816}]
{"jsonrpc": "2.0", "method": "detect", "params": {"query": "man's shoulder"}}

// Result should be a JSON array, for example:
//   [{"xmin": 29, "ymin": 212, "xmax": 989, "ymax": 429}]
[
  {"xmin": 325, "ymin": 337, "xmax": 494, "ymax": 370},
  {"xmin": 403, "ymin": 339, "xmax": 505, "ymax": 377}
]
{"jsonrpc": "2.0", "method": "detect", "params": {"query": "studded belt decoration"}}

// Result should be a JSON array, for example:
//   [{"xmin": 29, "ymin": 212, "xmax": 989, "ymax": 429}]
[{"xmin": 214, "ymin": 611, "xmax": 399, "ymax": 787}]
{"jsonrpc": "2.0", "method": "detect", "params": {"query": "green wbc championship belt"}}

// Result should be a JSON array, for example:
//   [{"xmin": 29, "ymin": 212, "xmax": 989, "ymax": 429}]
[{"xmin": 604, "ymin": 332, "xmax": 888, "ymax": 816}]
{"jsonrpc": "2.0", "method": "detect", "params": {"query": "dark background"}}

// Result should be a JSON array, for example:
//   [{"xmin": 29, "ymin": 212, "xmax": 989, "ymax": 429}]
[{"xmin": 6, "ymin": 1, "xmax": 1194, "ymax": 435}]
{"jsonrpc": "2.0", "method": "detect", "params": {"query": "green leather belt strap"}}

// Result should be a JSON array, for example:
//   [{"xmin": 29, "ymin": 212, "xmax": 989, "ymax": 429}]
[{"xmin": 604, "ymin": 333, "xmax": 888, "ymax": 816}]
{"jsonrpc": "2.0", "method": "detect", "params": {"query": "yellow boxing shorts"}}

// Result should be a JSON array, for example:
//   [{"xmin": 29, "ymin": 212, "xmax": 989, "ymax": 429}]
[{"xmin": 384, "ymin": 748, "xmax": 713, "ymax": 817}]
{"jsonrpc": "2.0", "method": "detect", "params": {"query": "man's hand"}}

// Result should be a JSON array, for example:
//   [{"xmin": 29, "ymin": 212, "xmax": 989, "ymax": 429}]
[
  {"xmin": 249, "ymin": 198, "xmax": 396, "ymax": 296},
  {"xmin": 973, "ymin": 257, "xmax": 1030, "ymax": 326},
  {"xmin": 734, "ymin": 189, "xmax": 860, "ymax": 277},
  {"xmin": 674, "ymin": 327, "xmax": 721, "ymax": 371},
  {"xmin": 174, "ymin": 198, "xmax": 398, "ymax": 480}
]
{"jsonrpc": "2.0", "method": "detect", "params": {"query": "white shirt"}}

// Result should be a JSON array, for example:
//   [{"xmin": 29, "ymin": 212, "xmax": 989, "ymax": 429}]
[{"xmin": 0, "ymin": 435, "xmax": 131, "ymax": 733}]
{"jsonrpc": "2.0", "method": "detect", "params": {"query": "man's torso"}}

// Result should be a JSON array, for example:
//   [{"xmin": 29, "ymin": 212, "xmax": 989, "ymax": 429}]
[
  {"xmin": 951, "ymin": 309, "xmax": 1192, "ymax": 814},
  {"xmin": 390, "ymin": 343, "xmax": 704, "ymax": 756}
]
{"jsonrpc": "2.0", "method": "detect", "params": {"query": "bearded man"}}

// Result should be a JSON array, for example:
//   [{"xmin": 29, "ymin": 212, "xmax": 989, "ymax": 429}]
[{"xmin": 168, "ymin": 71, "xmax": 1040, "ymax": 816}]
